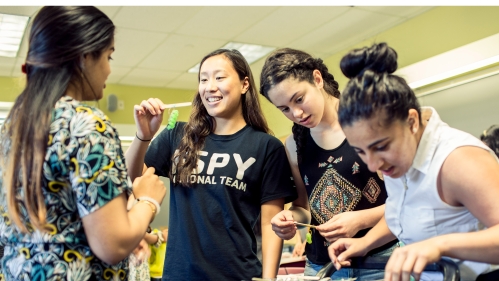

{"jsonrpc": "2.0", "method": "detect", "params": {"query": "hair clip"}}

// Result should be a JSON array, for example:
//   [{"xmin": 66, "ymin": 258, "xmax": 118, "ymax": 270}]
[
  {"xmin": 167, "ymin": 109, "xmax": 179, "ymax": 130},
  {"xmin": 21, "ymin": 64, "xmax": 27, "ymax": 74}
]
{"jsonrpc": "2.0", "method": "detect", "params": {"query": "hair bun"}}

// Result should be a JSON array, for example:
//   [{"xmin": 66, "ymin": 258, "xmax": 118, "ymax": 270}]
[{"xmin": 340, "ymin": 42, "xmax": 398, "ymax": 78}]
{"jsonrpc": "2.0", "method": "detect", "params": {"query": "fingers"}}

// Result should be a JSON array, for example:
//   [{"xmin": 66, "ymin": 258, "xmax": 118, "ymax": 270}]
[
  {"xmin": 270, "ymin": 210, "xmax": 297, "ymax": 240},
  {"xmin": 315, "ymin": 219, "xmax": 338, "ymax": 232},
  {"xmin": 134, "ymin": 104, "xmax": 146, "ymax": 116},
  {"xmin": 143, "ymin": 167, "xmax": 156, "ymax": 176},
  {"xmin": 411, "ymin": 258, "xmax": 428, "ymax": 281},
  {"xmin": 318, "ymin": 229, "xmax": 343, "ymax": 243},
  {"xmin": 328, "ymin": 239, "xmax": 350, "ymax": 270},
  {"xmin": 271, "ymin": 224, "xmax": 296, "ymax": 240},
  {"xmin": 132, "ymin": 167, "xmax": 166, "ymax": 204},
  {"xmin": 138, "ymin": 98, "xmax": 166, "ymax": 116},
  {"xmin": 385, "ymin": 253, "xmax": 404, "ymax": 281},
  {"xmin": 385, "ymin": 250, "xmax": 428, "ymax": 281}
]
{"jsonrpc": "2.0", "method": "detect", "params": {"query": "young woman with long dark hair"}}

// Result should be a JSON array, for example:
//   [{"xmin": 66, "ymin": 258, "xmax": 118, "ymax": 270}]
[
  {"xmin": 0, "ymin": 6, "xmax": 166, "ymax": 280},
  {"xmin": 125, "ymin": 49, "xmax": 297, "ymax": 280}
]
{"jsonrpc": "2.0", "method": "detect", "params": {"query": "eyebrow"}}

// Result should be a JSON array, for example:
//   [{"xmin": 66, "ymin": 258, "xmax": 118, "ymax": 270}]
[
  {"xmin": 199, "ymin": 69, "xmax": 224, "ymax": 76},
  {"xmin": 275, "ymin": 92, "xmax": 298, "ymax": 109},
  {"xmin": 367, "ymin": 137, "xmax": 389, "ymax": 149}
]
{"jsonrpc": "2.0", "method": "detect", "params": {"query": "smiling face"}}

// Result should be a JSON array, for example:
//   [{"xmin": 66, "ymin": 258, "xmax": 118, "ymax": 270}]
[
  {"xmin": 266, "ymin": 70, "xmax": 326, "ymax": 128},
  {"xmin": 198, "ymin": 54, "xmax": 249, "ymax": 120},
  {"xmin": 81, "ymin": 43, "xmax": 114, "ymax": 101},
  {"xmin": 342, "ymin": 109, "xmax": 421, "ymax": 178}
]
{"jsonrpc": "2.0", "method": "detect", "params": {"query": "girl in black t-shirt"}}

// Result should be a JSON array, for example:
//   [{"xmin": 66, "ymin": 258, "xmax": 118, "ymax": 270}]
[
  {"xmin": 125, "ymin": 49, "xmax": 297, "ymax": 280},
  {"xmin": 259, "ymin": 48, "xmax": 398, "ymax": 280}
]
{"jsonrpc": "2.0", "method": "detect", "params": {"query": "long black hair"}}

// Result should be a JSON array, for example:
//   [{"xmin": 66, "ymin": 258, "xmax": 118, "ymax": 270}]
[
  {"xmin": 259, "ymin": 48, "xmax": 340, "ymax": 163},
  {"xmin": 338, "ymin": 42, "xmax": 421, "ymax": 128},
  {"xmin": 0, "ymin": 6, "xmax": 115, "ymax": 232}
]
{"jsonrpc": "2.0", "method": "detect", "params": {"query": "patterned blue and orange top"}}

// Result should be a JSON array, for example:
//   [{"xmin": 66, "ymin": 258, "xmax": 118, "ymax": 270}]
[{"xmin": 0, "ymin": 96, "xmax": 132, "ymax": 281}]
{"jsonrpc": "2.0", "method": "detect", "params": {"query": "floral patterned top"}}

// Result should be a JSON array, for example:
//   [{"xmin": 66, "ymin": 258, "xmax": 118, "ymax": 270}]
[{"xmin": 0, "ymin": 96, "xmax": 132, "ymax": 281}]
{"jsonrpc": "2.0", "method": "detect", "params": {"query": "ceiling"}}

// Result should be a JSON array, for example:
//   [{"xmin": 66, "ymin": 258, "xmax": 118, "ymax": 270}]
[{"xmin": 0, "ymin": 6, "xmax": 433, "ymax": 91}]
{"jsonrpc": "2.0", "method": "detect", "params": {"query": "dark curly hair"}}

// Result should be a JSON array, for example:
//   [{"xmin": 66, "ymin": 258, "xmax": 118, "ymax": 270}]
[
  {"xmin": 259, "ymin": 48, "xmax": 340, "ymax": 163},
  {"xmin": 480, "ymin": 125, "xmax": 499, "ymax": 158},
  {"xmin": 338, "ymin": 42, "xmax": 421, "ymax": 128}
]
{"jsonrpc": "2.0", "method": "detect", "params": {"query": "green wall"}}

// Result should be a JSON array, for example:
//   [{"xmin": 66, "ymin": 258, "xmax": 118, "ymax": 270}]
[
  {"xmin": 0, "ymin": 76, "xmax": 196, "ymax": 125},
  {"xmin": 323, "ymin": 6, "xmax": 499, "ymax": 91},
  {"xmin": 101, "ymin": 84, "xmax": 195, "ymax": 124},
  {"xmin": 2, "ymin": 6, "xmax": 499, "ymax": 139}
]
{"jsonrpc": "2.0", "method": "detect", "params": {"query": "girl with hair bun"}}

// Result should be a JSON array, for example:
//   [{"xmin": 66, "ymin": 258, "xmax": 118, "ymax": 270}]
[
  {"xmin": 260, "ymin": 48, "xmax": 397, "ymax": 280},
  {"xmin": 329, "ymin": 42, "xmax": 499, "ymax": 281},
  {"xmin": 480, "ymin": 125, "xmax": 499, "ymax": 158}
]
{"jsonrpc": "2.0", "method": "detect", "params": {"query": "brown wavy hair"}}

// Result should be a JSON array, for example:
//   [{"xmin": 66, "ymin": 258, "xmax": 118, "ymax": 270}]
[
  {"xmin": 0, "ymin": 6, "xmax": 114, "ymax": 232},
  {"xmin": 172, "ymin": 49, "xmax": 271, "ymax": 186},
  {"xmin": 259, "ymin": 48, "xmax": 340, "ymax": 163}
]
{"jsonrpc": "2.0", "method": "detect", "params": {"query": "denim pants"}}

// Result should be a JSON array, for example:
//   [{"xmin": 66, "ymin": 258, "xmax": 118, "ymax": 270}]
[{"xmin": 304, "ymin": 242, "xmax": 399, "ymax": 281}]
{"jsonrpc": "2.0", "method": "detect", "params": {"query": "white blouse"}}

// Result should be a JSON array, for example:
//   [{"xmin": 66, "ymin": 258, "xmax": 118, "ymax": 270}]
[{"xmin": 384, "ymin": 107, "xmax": 499, "ymax": 280}]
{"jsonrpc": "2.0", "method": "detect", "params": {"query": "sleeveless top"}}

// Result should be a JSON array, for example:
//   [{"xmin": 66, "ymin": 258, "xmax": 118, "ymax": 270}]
[
  {"xmin": 298, "ymin": 132, "xmax": 390, "ymax": 264},
  {"xmin": 384, "ymin": 107, "xmax": 499, "ymax": 280}
]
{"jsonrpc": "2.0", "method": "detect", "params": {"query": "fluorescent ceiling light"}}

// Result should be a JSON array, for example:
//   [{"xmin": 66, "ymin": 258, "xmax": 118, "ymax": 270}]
[
  {"xmin": 397, "ymin": 32, "xmax": 499, "ymax": 90},
  {"xmin": 0, "ymin": 13, "xmax": 30, "ymax": 58},
  {"xmin": 408, "ymin": 54, "xmax": 499, "ymax": 89},
  {"xmin": 187, "ymin": 42, "xmax": 275, "ymax": 73}
]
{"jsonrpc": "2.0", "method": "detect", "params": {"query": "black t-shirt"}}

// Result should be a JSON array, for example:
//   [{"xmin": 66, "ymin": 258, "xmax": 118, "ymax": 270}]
[
  {"xmin": 298, "ymin": 133, "xmax": 390, "ymax": 265},
  {"xmin": 145, "ymin": 122, "xmax": 297, "ymax": 280}
]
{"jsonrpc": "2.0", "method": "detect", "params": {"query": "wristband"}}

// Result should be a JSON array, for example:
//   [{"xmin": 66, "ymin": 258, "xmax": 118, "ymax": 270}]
[
  {"xmin": 153, "ymin": 229, "xmax": 164, "ymax": 248},
  {"xmin": 136, "ymin": 196, "xmax": 161, "ymax": 214},
  {"xmin": 136, "ymin": 133, "xmax": 152, "ymax": 142},
  {"xmin": 137, "ymin": 200, "xmax": 157, "ymax": 219}
]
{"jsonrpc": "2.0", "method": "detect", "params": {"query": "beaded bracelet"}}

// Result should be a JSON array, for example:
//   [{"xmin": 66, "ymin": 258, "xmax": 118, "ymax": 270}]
[{"xmin": 136, "ymin": 196, "xmax": 161, "ymax": 214}]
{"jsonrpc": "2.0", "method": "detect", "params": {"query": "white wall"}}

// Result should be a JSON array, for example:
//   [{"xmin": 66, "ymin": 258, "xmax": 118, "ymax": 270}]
[{"xmin": 417, "ymin": 70, "xmax": 499, "ymax": 138}]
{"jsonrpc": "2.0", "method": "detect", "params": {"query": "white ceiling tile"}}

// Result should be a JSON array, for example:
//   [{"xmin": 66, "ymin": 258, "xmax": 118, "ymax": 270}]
[
  {"xmin": 235, "ymin": 6, "xmax": 351, "ymax": 47},
  {"xmin": 113, "ymin": 28, "xmax": 168, "ymax": 67},
  {"xmin": 175, "ymin": 6, "xmax": 277, "ymax": 41},
  {"xmin": 96, "ymin": 6, "xmax": 121, "ymax": 19},
  {"xmin": 107, "ymin": 66, "xmax": 132, "ymax": 84},
  {"xmin": 165, "ymin": 72, "xmax": 198, "ymax": 91},
  {"xmin": 288, "ymin": 9, "xmax": 405, "ymax": 57},
  {"xmin": 138, "ymin": 34, "xmax": 227, "ymax": 72},
  {"xmin": 356, "ymin": 6, "xmax": 433, "ymax": 18},
  {"xmin": 112, "ymin": 6, "xmax": 202, "ymax": 33},
  {"xmin": 0, "ymin": 6, "xmax": 40, "ymax": 17},
  {"xmin": 120, "ymin": 68, "xmax": 181, "ymax": 88}
]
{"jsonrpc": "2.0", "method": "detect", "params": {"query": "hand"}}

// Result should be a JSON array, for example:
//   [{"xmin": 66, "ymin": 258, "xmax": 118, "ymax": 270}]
[
  {"xmin": 384, "ymin": 239, "xmax": 441, "ymax": 281},
  {"xmin": 134, "ymin": 98, "xmax": 166, "ymax": 140},
  {"xmin": 132, "ymin": 167, "xmax": 166, "ymax": 205},
  {"xmin": 292, "ymin": 239, "xmax": 306, "ymax": 257},
  {"xmin": 316, "ymin": 211, "xmax": 364, "ymax": 243},
  {"xmin": 161, "ymin": 228, "xmax": 168, "ymax": 242},
  {"xmin": 132, "ymin": 238, "xmax": 151, "ymax": 264},
  {"xmin": 270, "ymin": 210, "xmax": 297, "ymax": 240},
  {"xmin": 328, "ymin": 237, "xmax": 369, "ymax": 270}
]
